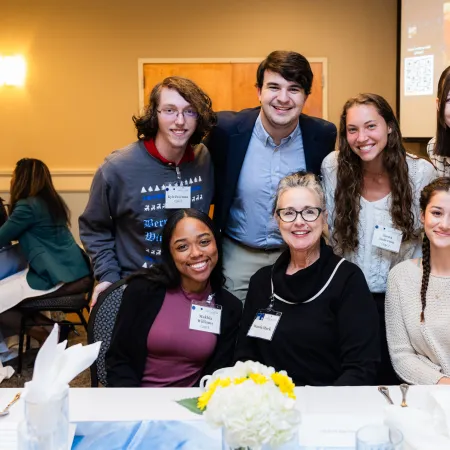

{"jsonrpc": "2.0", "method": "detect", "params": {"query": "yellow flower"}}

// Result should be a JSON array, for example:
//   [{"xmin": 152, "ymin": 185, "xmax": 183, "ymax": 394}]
[
  {"xmin": 197, "ymin": 377, "xmax": 232, "ymax": 410},
  {"xmin": 271, "ymin": 372, "xmax": 296, "ymax": 399},
  {"xmin": 197, "ymin": 390, "xmax": 212, "ymax": 410},
  {"xmin": 197, "ymin": 371, "xmax": 297, "ymax": 412},
  {"xmin": 249, "ymin": 373, "xmax": 268, "ymax": 385},
  {"xmin": 197, "ymin": 379, "xmax": 220, "ymax": 410},
  {"xmin": 218, "ymin": 377, "xmax": 231, "ymax": 388}
]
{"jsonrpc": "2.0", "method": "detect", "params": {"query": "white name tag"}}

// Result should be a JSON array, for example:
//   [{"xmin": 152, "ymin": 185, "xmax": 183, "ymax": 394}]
[
  {"xmin": 165, "ymin": 186, "xmax": 191, "ymax": 209},
  {"xmin": 189, "ymin": 301, "xmax": 221, "ymax": 334},
  {"xmin": 372, "ymin": 225, "xmax": 403, "ymax": 253},
  {"xmin": 247, "ymin": 310, "xmax": 282, "ymax": 341}
]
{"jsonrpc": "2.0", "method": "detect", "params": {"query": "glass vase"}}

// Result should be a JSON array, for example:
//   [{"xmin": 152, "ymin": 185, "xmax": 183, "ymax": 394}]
[{"xmin": 221, "ymin": 427, "xmax": 299, "ymax": 450}]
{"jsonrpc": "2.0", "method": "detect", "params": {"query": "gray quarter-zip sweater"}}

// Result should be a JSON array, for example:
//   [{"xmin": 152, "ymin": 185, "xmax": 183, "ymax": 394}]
[{"xmin": 79, "ymin": 141, "xmax": 214, "ymax": 283}]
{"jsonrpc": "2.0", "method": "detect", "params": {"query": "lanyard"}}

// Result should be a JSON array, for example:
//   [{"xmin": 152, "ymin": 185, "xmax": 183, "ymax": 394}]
[
  {"xmin": 206, "ymin": 293, "xmax": 215, "ymax": 306},
  {"xmin": 175, "ymin": 166, "xmax": 182, "ymax": 181}
]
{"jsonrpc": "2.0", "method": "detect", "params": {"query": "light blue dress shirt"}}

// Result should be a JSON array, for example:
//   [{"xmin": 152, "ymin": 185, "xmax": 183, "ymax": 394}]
[{"xmin": 226, "ymin": 114, "xmax": 306, "ymax": 249}]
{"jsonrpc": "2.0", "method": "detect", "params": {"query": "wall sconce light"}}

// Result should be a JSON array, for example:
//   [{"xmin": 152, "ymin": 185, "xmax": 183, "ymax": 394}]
[{"xmin": 0, "ymin": 55, "xmax": 27, "ymax": 86}]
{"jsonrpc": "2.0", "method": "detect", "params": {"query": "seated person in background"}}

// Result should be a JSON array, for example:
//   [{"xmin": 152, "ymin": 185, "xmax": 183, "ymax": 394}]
[
  {"xmin": 106, "ymin": 209, "xmax": 242, "ymax": 387},
  {"xmin": 386, "ymin": 177, "xmax": 450, "ymax": 385},
  {"xmin": 0, "ymin": 159, "xmax": 90, "ymax": 357},
  {"xmin": 235, "ymin": 172, "xmax": 380, "ymax": 386}
]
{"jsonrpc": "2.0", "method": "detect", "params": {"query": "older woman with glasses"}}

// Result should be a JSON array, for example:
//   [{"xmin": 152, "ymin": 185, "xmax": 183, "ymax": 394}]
[{"xmin": 235, "ymin": 171, "xmax": 380, "ymax": 386}]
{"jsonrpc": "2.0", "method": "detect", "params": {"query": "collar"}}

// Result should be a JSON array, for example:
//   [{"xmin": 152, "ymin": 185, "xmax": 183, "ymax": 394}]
[
  {"xmin": 143, "ymin": 138, "xmax": 194, "ymax": 166},
  {"xmin": 254, "ymin": 113, "xmax": 301, "ymax": 147},
  {"xmin": 270, "ymin": 239, "xmax": 336, "ymax": 304},
  {"xmin": 179, "ymin": 283, "xmax": 213, "ymax": 303}
]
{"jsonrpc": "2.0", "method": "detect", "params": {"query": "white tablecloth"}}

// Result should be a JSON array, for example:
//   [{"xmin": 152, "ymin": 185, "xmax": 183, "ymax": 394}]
[{"xmin": 0, "ymin": 385, "xmax": 449, "ymax": 449}]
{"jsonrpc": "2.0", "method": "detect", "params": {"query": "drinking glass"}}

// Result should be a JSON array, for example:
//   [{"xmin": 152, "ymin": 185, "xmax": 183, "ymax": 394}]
[
  {"xmin": 356, "ymin": 424, "xmax": 403, "ymax": 450},
  {"xmin": 18, "ymin": 386, "xmax": 69, "ymax": 450}
]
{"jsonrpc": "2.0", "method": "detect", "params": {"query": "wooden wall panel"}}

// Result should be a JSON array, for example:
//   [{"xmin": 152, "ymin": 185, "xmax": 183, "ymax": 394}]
[
  {"xmin": 143, "ymin": 62, "xmax": 324, "ymax": 118},
  {"xmin": 143, "ymin": 63, "xmax": 233, "ymax": 111},
  {"xmin": 303, "ymin": 62, "xmax": 323, "ymax": 118},
  {"xmin": 231, "ymin": 63, "xmax": 260, "ymax": 111}
]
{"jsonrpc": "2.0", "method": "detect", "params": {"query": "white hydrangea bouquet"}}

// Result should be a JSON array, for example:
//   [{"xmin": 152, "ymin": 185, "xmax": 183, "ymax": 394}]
[{"xmin": 178, "ymin": 361, "xmax": 301, "ymax": 450}]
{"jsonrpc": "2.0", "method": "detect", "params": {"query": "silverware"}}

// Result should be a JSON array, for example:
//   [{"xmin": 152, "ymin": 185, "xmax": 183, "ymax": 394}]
[
  {"xmin": 378, "ymin": 386, "xmax": 394, "ymax": 405},
  {"xmin": 400, "ymin": 383, "xmax": 409, "ymax": 407},
  {"xmin": 0, "ymin": 393, "xmax": 21, "ymax": 417}
]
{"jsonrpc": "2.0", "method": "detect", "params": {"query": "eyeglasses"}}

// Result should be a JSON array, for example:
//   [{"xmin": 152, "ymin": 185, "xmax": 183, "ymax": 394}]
[
  {"xmin": 276, "ymin": 207, "xmax": 323, "ymax": 223},
  {"xmin": 157, "ymin": 107, "xmax": 199, "ymax": 119}
]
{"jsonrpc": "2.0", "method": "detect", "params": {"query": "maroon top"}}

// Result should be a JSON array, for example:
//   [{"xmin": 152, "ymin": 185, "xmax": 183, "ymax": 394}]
[{"xmin": 141, "ymin": 285, "xmax": 218, "ymax": 387}]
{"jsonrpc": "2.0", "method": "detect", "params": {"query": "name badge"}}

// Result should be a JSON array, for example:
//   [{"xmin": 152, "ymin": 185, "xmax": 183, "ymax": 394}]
[
  {"xmin": 372, "ymin": 225, "xmax": 403, "ymax": 253},
  {"xmin": 247, "ymin": 310, "xmax": 282, "ymax": 341},
  {"xmin": 189, "ymin": 301, "xmax": 221, "ymax": 334},
  {"xmin": 165, "ymin": 186, "xmax": 191, "ymax": 209}
]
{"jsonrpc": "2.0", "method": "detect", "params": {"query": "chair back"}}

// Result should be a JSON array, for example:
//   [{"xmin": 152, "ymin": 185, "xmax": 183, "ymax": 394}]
[{"xmin": 87, "ymin": 279, "xmax": 127, "ymax": 387}]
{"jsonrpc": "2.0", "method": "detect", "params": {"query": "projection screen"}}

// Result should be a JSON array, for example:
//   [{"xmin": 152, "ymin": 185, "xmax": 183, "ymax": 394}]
[{"xmin": 400, "ymin": 0, "xmax": 450, "ymax": 138}]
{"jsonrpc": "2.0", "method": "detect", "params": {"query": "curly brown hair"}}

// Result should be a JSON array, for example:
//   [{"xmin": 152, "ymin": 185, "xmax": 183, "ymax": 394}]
[
  {"xmin": 132, "ymin": 76, "xmax": 217, "ymax": 145},
  {"xmin": 333, "ymin": 93, "xmax": 415, "ymax": 253},
  {"xmin": 419, "ymin": 177, "xmax": 450, "ymax": 322}
]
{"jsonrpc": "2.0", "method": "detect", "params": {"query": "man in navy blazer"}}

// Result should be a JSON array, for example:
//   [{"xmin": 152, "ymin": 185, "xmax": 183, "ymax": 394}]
[{"xmin": 206, "ymin": 51, "xmax": 337, "ymax": 301}]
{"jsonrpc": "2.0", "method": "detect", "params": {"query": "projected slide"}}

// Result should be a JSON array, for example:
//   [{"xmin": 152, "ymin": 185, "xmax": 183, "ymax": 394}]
[
  {"xmin": 400, "ymin": 0, "xmax": 449, "ymax": 137},
  {"xmin": 404, "ymin": 55, "xmax": 433, "ymax": 96}
]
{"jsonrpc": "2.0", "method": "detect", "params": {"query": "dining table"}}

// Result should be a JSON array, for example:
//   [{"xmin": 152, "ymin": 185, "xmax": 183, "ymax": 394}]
[{"xmin": 0, "ymin": 385, "xmax": 448, "ymax": 449}]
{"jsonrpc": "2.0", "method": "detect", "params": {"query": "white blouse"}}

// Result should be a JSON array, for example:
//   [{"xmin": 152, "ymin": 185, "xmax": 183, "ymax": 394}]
[
  {"xmin": 321, "ymin": 151, "xmax": 437, "ymax": 293},
  {"xmin": 427, "ymin": 137, "xmax": 450, "ymax": 177}
]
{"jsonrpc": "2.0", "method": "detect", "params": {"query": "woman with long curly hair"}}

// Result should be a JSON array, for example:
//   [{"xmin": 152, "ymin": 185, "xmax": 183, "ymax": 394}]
[
  {"xmin": 321, "ymin": 93, "xmax": 436, "ymax": 384},
  {"xmin": 386, "ymin": 178, "xmax": 450, "ymax": 385}
]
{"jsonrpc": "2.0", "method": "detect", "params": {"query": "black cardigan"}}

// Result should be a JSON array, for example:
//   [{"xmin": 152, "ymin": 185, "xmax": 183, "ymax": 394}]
[
  {"xmin": 106, "ymin": 277, "xmax": 242, "ymax": 387},
  {"xmin": 235, "ymin": 243, "xmax": 380, "ymax": 386}
]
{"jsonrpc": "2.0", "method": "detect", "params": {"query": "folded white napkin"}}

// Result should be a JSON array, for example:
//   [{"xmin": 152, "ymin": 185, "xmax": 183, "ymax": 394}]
[
  {"xmin": 0, "ymin": 361, "xmax": 14, "ymax": 383},
  {"xmin": 384, "ymin": 391, "xmax": 450, "ymax": 450},
  {"xmin": 24, "ymin": 324, "xmax": 101, "ymax": 403}
]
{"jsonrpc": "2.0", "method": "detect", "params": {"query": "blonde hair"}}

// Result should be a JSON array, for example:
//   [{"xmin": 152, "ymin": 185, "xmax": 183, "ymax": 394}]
[{"xmin": 273, "ymin": 171, "xmax": 325, "ymax": 214}]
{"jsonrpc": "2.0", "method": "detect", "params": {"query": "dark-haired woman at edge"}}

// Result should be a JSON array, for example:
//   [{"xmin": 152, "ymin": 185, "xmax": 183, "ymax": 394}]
[
  {"xmin": 427, "ymin": 66, "xmax": 450, "ymax": 176},
  {"xmin": 386, "ymin": 178, "xmax": 450, "ymax": 385},
  {"xmin": 0, "ymin": 158, "xmax": 90, "ymax": 310},
  {"xmin": 0, "ymin": 159, "xmax": 90, "ymax": 364},
  {"xmin": 321, "ymin": 93, "xmax": 436, "ymax": 384},
  {"xmin": 106, "ymin": 209, "xmax": 242, "ymax": 387}
]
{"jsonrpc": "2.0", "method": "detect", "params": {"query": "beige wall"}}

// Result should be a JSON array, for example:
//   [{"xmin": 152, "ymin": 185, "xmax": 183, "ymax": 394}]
[{"xmin": 0, "ymin": 0, "xmax": 398, "ymax": 174}]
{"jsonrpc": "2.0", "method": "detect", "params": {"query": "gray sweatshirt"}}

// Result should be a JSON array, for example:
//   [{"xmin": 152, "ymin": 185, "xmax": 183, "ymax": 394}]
[{"xmin": 79, "ymin": 141, "xmax": 214, "ymax": 283}]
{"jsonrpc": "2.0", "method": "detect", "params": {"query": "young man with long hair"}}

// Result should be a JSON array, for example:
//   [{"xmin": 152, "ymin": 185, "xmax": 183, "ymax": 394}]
[{"xmin": 80, "ymin": 77, "xmax": 217, "ymax": 306}]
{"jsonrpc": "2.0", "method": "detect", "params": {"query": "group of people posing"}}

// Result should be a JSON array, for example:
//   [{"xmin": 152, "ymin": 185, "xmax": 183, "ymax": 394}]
[{"xmin": 2, "ymin": 50, "xmax": 450, "ymax": 388}]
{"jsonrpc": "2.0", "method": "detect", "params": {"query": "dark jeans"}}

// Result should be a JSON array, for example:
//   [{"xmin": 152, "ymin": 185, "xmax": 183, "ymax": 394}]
[{"xmin": 373, "ymin": 293, "xmax": 400, "ymax": 385}]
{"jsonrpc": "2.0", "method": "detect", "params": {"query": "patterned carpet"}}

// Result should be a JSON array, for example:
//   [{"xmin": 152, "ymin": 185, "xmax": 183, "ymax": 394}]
[{"xmin": 1, "ymin": 321, "xmax": 91, "ymax": 388}]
